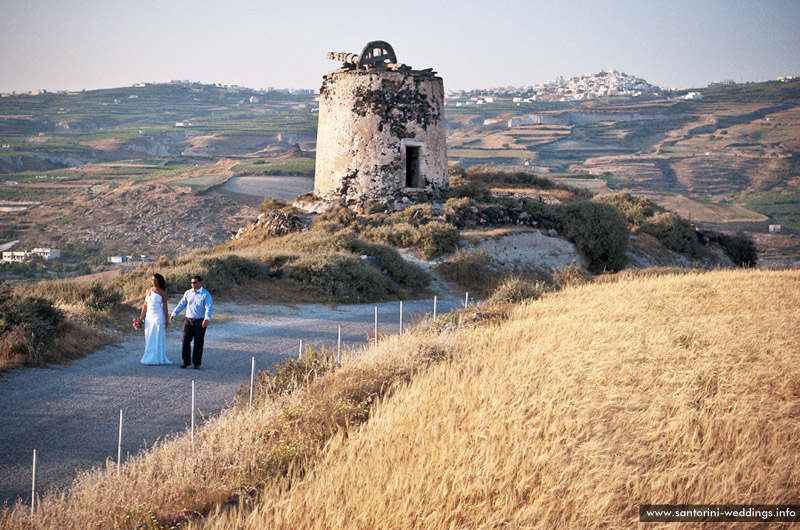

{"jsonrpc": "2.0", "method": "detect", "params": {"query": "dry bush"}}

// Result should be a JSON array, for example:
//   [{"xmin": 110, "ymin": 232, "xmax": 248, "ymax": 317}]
[
  {"xmin": 435, "ymin": 249, "xmax": 498, "ymax": 297},
  {"xmin": 197, "ymin": 269, "xmax": 800, "ymax": 530}
]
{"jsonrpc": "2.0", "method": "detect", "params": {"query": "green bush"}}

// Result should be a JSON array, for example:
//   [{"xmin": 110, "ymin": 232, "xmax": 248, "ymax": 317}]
[
  {"xmin": 487, "ymin": 276, "xmax": 547, "ymax": 304},
  {"xmin": 718, "ymin": 231, "xmax": 758, "ymax": 267},
  {"xmin": 285, "ymin": 252, "xmax": 400, "ymax": 303},
  {"xmin": 448, "ymin": 180, "xmax": 493, "ymax": 202},
  {"xmin": 418, "ymin": 223, "xmax": 460, "ymax": 260},
  {"xmin": 523, "ymin": 199, "xmax": 556, "ymax": 222},
  {"xmin": 594, "ymin": 193, "xmax": 664, "ymax": 226},
  {"xmin": 363, "ymin": 222, "xmax": 420, "ymax": 248},
  {"xmin": 345, "ymin": 239, "xmax": 430, "ymax": 293},
  {"xmin": 559, "ymin": 201, "xmax": 629, "ymax": 273},
  {"xmin": 639, "ymin": 212, "xmax": 700, "ymax": 257},
  {"xmin": 315, "ymin": 207, "xmax": 357, "ymax": 228}
]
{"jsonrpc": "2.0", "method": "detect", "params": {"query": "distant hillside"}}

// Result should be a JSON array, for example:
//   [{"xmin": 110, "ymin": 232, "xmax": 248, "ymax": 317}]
[{"xmin": 1, "ymin": 78, "xmax": 798, "ymax": 266}]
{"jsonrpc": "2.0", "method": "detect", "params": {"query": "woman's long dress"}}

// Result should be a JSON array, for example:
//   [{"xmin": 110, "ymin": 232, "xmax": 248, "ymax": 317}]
[{"xmin": 140, "ymin": 290, "xmax": 171, "ymax": 365}]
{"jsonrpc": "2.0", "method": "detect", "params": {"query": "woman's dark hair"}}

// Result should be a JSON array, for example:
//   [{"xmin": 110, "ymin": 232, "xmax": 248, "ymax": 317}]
[{"xmin": 153, "ymin": 273, "xmax": 166, "ymax": 290}]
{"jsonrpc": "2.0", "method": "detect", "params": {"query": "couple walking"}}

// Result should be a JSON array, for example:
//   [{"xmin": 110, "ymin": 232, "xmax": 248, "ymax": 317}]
[{"xmin": 139, "ymin": 274, "xmax": 213, "ymax": 369}]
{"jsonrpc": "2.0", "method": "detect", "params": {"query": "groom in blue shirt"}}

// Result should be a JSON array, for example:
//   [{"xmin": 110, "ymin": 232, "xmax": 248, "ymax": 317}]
[{"xmin": 170, "ymin": 275, "xmax": 213, "ymax": 369}]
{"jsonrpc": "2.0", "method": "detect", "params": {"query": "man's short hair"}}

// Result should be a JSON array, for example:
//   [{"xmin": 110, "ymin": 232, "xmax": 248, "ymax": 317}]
[{"xmin": 192, "ymin": 275, "xmax": 203, "ymax": 282}]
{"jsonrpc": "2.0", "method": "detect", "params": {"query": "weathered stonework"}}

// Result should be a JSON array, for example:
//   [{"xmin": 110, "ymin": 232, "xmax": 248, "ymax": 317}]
[{"xmin": 314, "ymin": 41, "xmax": 448, "ymax": 206}]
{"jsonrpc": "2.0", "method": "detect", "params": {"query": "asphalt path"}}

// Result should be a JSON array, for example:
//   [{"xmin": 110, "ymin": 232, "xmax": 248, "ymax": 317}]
[{"xmin": 0, "ymin": 296, "xmax": 462, "ymax": 506}]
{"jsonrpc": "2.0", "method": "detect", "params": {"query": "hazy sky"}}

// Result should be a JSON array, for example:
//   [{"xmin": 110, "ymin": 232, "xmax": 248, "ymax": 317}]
[{"xmin": 1, "ymin": 0, "xmax": 799, "ymax": 93}]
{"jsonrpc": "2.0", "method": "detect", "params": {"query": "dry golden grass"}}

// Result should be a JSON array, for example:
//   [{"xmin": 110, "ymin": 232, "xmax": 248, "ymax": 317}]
[{"xmin": 196, "ymin": 268, "xmax": 800, "ymax": 530}]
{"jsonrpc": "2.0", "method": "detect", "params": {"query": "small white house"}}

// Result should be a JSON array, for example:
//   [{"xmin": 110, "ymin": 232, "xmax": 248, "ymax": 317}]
[
  {"xmin": 32, "ymin": 248, "xmax": 61, "ymax": 260},
  {"xmin": 769, "ymin": 224, "xmax": 782, "ymax": 234},
  {"xmin": 108, "ymin": 256, "xmax": 129, "ymax": 264},
  {"xmin": 684, "ymin": 92, "xmax": 703, "ymax": 100}
]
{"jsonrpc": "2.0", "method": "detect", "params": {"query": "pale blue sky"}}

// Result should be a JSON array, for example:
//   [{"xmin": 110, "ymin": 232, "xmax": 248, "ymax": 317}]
[{"xmin": 1, "ymin": 0, "xmax": 798, "ymax": 93}]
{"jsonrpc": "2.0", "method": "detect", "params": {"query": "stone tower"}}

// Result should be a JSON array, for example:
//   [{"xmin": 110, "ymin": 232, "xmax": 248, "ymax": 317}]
[{"xmin": 314, "ymin": 41, "xmax": 448, "ymax": 205}]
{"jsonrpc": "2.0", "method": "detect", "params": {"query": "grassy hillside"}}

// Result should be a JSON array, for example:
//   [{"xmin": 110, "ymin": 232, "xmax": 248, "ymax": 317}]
[
  {"xmin": 3, "ymin": 268, "xmax": 796, "ymax": 529},
  {"xmin": 199, "ymin": 268, "xmax": 800, "ymax": 529}
]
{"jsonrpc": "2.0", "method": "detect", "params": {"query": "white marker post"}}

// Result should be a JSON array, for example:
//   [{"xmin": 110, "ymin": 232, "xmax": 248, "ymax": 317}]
[
  {"xmin": 117, "ymin": 409, "xmax": 123, "ymax": 475},
  {"xmin": 433, "ymin": 295, "xmax": 437, "ymax": 322},
  {"xmin": 249, "ymin": 357, "xmax": 255, "ymax": 410},
  {"xmin": 374, "ymin": 306, "xmax": 378, "ymax": 345},
  {"xmin": 191, "ymin": 380, "xmax": 196, "ymax": 443},
  {"xmin": 337, "ymin": 325, "xmax": 342, "ymax": 363},
  {"xmin": 298, "ymin": 339, "xmax": 303, "ymax": 360},
  {"xmin": 31, "ymin": 449, "xmax": 36, "ymax": 514},
  {"xmin": 465, "ymin": 291, "xmax": 469, "ymax": 308},
  {"xmin": 399, "ymin": 301, "xmax": 403, "ymax": 335}
]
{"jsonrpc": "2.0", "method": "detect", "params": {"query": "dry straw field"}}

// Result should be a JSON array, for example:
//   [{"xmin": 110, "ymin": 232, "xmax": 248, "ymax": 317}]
[
  {"xmin": 198, "ymin": 269, "xmax": 799, "ymax": 529},
  {"xmin": 2, "ymin": 268, "xmax": 798, "ymax": 529}
]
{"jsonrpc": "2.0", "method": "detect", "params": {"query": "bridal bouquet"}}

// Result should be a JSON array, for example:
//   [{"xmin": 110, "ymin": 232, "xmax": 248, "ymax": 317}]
[{"xmin": 132, "ymin": 317, "xmax": 144, "ymax": 330}]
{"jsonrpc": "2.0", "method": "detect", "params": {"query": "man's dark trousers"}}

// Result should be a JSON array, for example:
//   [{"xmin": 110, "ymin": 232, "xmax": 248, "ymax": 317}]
[{"xmin": 182, "ymin": 317, "xmax": 206, "ymax": 367}]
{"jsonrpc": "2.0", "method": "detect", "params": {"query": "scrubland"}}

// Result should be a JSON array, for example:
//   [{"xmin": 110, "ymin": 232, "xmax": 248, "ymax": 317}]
[{"xmin": 2, "ymin": 268, "xmax": 797, "ymax": 529}]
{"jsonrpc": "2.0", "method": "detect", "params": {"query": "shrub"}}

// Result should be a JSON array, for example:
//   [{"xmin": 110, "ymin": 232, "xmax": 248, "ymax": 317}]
[
  {"xmin": 559, "ymin": 201, "xmax": 629, "ymax": 273},
  {"xmin": 639, "ymin": 212, "xmax": 699, "ymax": 257},
  {"xmin": 362, "ymin": 200, "xmax": 387, "ymax": 214},
  {"xmin": 260, "ymin": 198, "xmax": 293, "ymax": 213},
  {"xmin": 594, "ymin": 192, "xmax": 664, "ymax": 227},
  {"xmin": 523, "ymin": 199, "xmax": 557, "ymax": 222},
  {"xmin": 363, "ymin": 222, "xmax": 421, "ymax": 248},
  {"xmin": 0, "ymin": 283, "xmax": 64, "ymax": 366},
  {"xmin": 316, "ymin": 207, "xmax": 357, "ymax": 228},
  {"xmin": 394, "ymin": 204, "xmax": 434, "ymax": 222},
  {"xmin": 114, "ymin": 254, "xmax": 269, "ymax": 300},
  {"xmin": 26, "ymin": 280, "xmax": 122, "ymax": 311},
  {"xmin": 345, "ymin": 239, "xmax": 430, "ymax": 293},
  {"xmin": 285, "ymin": 252, "xmax": 401, "ymax": 303},
  {"xmin": 718, "ymin": 231, "xmax": 758, "ymax": 267},
  {"xmin": 487, "ymin": 276, "xmax": 547, "ymax": 304},
  {"xmin": 435, "ymin": 249, "xmax": 497, "ymax": 295},
  {"xmin": 448, "ymin": 164, "xmax": 467, "ymax": 182},
  {"xmin": 448, "ymin": 180, "xmax": 493, "ymax": 202},
  {"xmin": 445, "ymin": 196, "xmax": 476, "ymax": 210},
  {"xmin": 418, "ymin": 223, "xmax": 460, "ymax": 260},
  {"xmin": 552, "ymin": 262, "xmax": 592, "ymax": 288}
]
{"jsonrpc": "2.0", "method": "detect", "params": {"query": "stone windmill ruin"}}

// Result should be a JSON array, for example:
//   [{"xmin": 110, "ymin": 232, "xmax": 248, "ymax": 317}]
[{"xmin": 314, "ymin": 41, "xmax": 448, "ymax": 206}]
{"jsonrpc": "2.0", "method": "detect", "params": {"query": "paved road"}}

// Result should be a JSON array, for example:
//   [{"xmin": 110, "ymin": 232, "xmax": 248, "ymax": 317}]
[{"xmin": 0, "ymin": 297, "xmax": 462, "ymax": 505}]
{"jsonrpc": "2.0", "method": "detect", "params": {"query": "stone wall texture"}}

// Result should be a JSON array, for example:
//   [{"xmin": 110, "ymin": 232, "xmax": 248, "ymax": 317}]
[{"xmin": 314, "ymin": 69, "xmax": 448, "ymax": 204}]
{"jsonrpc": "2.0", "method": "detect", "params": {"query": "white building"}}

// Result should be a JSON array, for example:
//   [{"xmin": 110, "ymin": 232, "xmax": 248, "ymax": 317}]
[
  {"xmin": 2, "ymin": 248, "xmax": 61, "ymax": 262},
  {"xmin": 32, "ymin": 248, "xmax": 61, "ymax": 260},
  {"xmin": 684, "ymin": 92, "xmax": 703, "ymax": 100},
  {"xmin": 769, "ymin": 225, "xmax": 782, "ymax": 234}
]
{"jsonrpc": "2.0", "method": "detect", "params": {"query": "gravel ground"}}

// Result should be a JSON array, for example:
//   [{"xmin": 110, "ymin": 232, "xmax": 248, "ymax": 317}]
[{"xmin": 0, "ymin": 296, "xmax": 462, "ymax": 506}]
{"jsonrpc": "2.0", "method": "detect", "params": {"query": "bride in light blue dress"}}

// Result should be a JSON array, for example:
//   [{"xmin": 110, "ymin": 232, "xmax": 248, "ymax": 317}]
[{"xmin": 140, "ymin": 273, "xmax": 171, "ymax": 365}]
